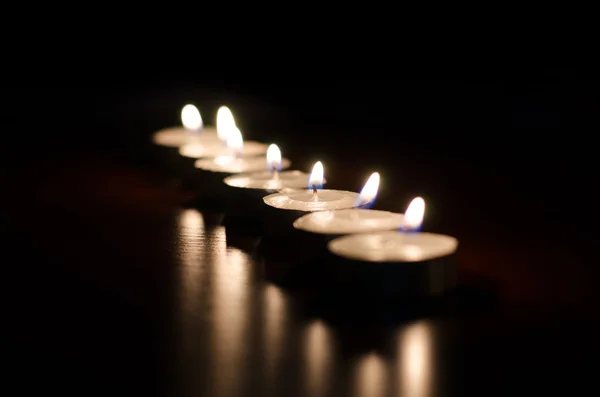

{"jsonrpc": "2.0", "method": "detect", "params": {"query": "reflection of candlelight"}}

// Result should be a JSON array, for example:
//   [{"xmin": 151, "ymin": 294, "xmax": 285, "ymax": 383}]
[
  {"xmin": 354, "ymin": 353, "xmax": 387, "ymax": 397},
  {"xmin": 399, "ymin": 321, "xmax": 433, "ymax": 397},
  {"xmin": 304, "ymin": 320, "xmax": 332, "ymax": 397},
  {"xmin": 175, "ymin": 209, "xmax": 210, "ymax": 396},
  {"xmin": 263, "ymin": 284, "xmax": 287, "ymax": 381},
  {"xmin": 177, "ymin": 209, "xmax": 205, "ymax": 313},
  {"xmin": 211, "ymin": 247, "xmax": 252, "ymax": 396}
]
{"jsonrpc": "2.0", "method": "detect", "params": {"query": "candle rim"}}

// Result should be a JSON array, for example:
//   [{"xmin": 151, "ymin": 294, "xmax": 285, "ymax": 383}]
[
  {"xmin": 263, "ymin": 189, "xmax": 361, "ymax": 211},
  {"xmin": 327, "ymin": 230, "xmax": 458, "ymax": 263},
  {"xmin": 293, "ymin": 208, "xmax": 406, "ymax": 235}
]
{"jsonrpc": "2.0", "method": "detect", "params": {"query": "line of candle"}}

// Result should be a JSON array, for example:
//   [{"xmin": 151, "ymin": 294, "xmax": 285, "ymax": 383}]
[{"xmin": 152, "ymin": 103, "xmax": 459, "ymax": 297}]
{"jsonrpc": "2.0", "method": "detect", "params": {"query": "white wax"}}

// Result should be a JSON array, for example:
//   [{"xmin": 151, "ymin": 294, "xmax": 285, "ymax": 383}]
[
  {"xmin": 263, "ymin": 189, "xmax": 359, "ymax": 212},
  {"xmin": 223, "ymin": 170, "xmax": 311, "ymax": 190},
  {"xmin": 179, "ymin": 140, "xmax": 268, "ymax": 159},
  {"xmin": 328, "ymin": 231, "xmax": 458, "ymax": 262},
  {"xmin": 293, "ymin": 209, "xmax": 405, "ymax": 235},
  {"xmin": 195, "ymin": 156, "xmax": 291, "ymax": 174},
  {"xmin": 152, "ymin": 126, "xmax": 220, "ymax": 147}
]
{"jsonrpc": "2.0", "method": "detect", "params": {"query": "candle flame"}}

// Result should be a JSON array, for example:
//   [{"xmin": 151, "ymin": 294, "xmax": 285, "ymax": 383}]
[
  {"xmin": 226, "ymin": 126, "xmax": 244, "ymax": 156},
  {"xmin": 181, "ymin": 104, "xmax": 203, "ymax": 130},
  {"xmin": 356, "ymin": 172, "xmax": 380, "ymax": 208},
  {"xmin": 266, "ymin": 144, "xmax": 282, "ymax": 172},
  {"xmin": 308, "ymin": 161, "xmax": 324, "ymax": 190},
  {"xmin": 216, "ymin": 106, "xmax": 236, "ymax": 141},
  {"xmin": 404, "ymin": 197, "xmax": 425, "ymax": 231}
]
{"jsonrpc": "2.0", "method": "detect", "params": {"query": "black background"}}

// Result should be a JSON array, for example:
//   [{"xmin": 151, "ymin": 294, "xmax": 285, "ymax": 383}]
[{"xmin": 3, "ymin": 72, "xmax": 600, "ymax": 395}]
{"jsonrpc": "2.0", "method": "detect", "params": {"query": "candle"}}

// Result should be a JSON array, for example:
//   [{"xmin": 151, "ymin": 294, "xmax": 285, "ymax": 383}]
[
  {"xmin": 223, "ymin": 144, "xmax": 313, "ymax": 191},
  {"xmin": 178, "ymin": 106, "xmax": 268, "ymax": 159},
  {"xmin": 189, "ymin": 128, "xmax": 291, "ymax": 210},
  {"xmin": 259, "ymin": 166, "xmax": 380, "ymax": 263},
  {"xmin": 292, "ymin": 173, "xmax": 404, "ymax": 235},
  {"xmin": 262, "ymin": 161, "xmax": 363, "ymax": 212},
  {"xmin": 152, "ymin": 104, "xmax": 219, "ymax": 147},
  {"xmin": 221, "ymin": 144, "xmax": 324, "ymax": 228},
  {"xmin": 269, "ymin": 172, "xmax": 401, "ymax": 271},
  {"xmin": 151, "ymin": 104, "xmax": 222, "ymax": 178},
  {"xmin": 327, "ymin": 197, "xmax": 459, "ymax": 298},
  {"xmin": 195, "ymin": 128, "xmax": 291, "ymax": 174}
]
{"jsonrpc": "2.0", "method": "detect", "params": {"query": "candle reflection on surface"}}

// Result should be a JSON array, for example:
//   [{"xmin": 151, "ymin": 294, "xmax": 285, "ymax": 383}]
[
  {"xmin": 211, "ymin": 246, "xmax": 253, "ymax": 397},
  {"xmin": 175, "ymin": 210, "xmax": 254, "ymax": 397},
  {"xmin": 398, "ymin": 321, "xmax": 433, "ymax": 397},
  {"xmin": 263, "ymin": 284, "xmax": 288, "ymax": 381},
  {"xmin": 304, "ymin": 320, "xmax": 333, "ymax": 397},
  {"xmin": 177, "ymin": 210, "xmax": 205, "ymax": 315},
  {"xmin": 175, "ymin": 209, "xmax": 213, "ymax": 397},
  {"xmin": 354, "ymin": 353, "xmax": 388, "ymax": 397}
]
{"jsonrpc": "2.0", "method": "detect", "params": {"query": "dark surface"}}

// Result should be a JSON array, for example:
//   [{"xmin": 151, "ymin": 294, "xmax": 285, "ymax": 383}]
[{"xmin": 3, "ymin": 79, "xmax": 599, "ymax": 396}]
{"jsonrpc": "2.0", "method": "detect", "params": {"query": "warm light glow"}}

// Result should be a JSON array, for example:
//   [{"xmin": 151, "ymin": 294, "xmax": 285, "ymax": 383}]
[
  {"xmin": 304, "ymin": 320, "xmax": 332, "ymax": 396},
  {"xmin": 181, "ymin": 104, "xmax": 203, "ymax": 130},
  {"xmin": 355, "ymin": 353, "xmax": 387, "ymax": 397},
  {"xmin": 216, "ymin": 106, "xmax": 236, "ymax": 141},
  {"xmin": 399, "ymin": 321, "xmax": 433, "ymax": 397},
  {"xmin": 308, "ymin": 161, "xmax": 324, "ymax": 190},
  {"xmin": 266, "ymin": 144, "xmax": 282, "ymax": 172},
  {"xmin": 357, "ymin": 172, "xmax": 380, "ymax": 205},
  {"xmin": 226, "ymin": 126, "xmax": 244, "ymax": 156},
  {"xmin": 404, "ymin": 197, "xmax": 425, "ymax": 231}
]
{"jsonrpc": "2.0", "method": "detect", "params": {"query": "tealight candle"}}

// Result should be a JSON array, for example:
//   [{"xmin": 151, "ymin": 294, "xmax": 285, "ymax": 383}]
[
  {"xmin": 259, "ymin": 166, "xmax": 380, "ymax": 262},
  {"xmin": 292, "ymin": 173, "xmax": 404, "ymax": 235},
  {"xmin": 224, "ymin": 144, "xmax": 313, "ymax": 190},
  {"xmin": 195, "ymin": 128, "xmax": 290, "ymax": 174},
  {"xmin": 221, "ymin": 144, "xmax": 314, "ymax": 220},
  {"xmin": 327, "ymin": 197, "xmax": 459, "ymax": 299},
  {"xmin": 178, "ymin": 106, "xmax": 268, "ymax": 160},
  {"xmin": 275, "ymin": 172, "xmax": 402, "ymax": 269},
  {"xmin": 151, "ymin": 104, "xmax": 223, "ymax": 177},
  {"xmin": 189, "ymin": 127, "xmax": 291, "ymax": 209},
  {"xmin": 152, "ymin": 104, "xmax": 220, "ymax": 148},
  {"xmin": 263, "ymin": 161, "xmax": 362, "ymax": 212}
]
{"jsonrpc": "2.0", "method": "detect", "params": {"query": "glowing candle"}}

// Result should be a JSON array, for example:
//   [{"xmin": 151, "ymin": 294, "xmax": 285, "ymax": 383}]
[
  {"xmin": 293, "ymin": 172, "xmax": 404, "ymax": 235},
  {"xmin": 327, "ymin": 197, "xmax": 459, "ymax": 297},
  {"xmin": 224, "ymin": 144, "xmax": 312, "ymax": 191},
  {"xmin": 179, "ymin": 106, "xmax": 268, "ymax": 159},
  {"xmin": 221, "ymin": 144, "xmax": 322, "ymax": 222},
  {"xmin": 195, "ymin": 129, "xmax": 290, "ymax": 174},
  {"xmin": 259, "ymin": 165, "xmax": 380, "ymax": 262},
  {"xmin": 262, "ymin": 161, "xmax": 364, "ymax": 212},
  {"xmin": 152, "ymin": 104, "xmax": 220, "ymax": 147}
]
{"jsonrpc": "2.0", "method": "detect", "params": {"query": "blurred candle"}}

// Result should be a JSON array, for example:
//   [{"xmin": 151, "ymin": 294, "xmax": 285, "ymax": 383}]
[
  {"xmin": 179, "ymin": 106, "xmax": 268, "ymax": 159},
  {"xmin": 224, "ymin": 144, "xmax": 312, "ymax": 191},
  {"xmin": 195, "ymin": 133, "xmax": 290, "ymax": 174},
  {"xmin": 152, "ymin": 104, "xmax": 219, "ymax": 147}
]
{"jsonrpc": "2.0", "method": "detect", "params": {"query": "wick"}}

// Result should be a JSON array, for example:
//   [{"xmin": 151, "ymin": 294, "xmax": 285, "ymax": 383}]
[
  {"xmin": 400, "ymin": 225, "xmax": 416, "ymax": 233},
  {"xmin": 272, "ymin": 169, "xmax": 279, "ymax": 180},
  {"xmin": 312, "ymin": 184, "xmax": 318, "ymax": 198}
]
